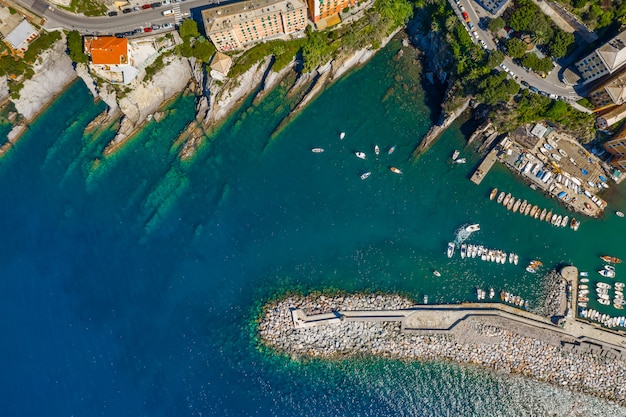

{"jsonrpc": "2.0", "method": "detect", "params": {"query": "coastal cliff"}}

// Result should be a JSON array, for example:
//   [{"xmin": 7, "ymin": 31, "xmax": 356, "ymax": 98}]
[{"xmin": 258, "ymin": 292, "xmax": 626, "ymax": 406}]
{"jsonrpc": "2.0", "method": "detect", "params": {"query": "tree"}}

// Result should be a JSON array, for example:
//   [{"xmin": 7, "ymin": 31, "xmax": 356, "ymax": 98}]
[
  {"xmin": 488, "ymin": 17, "xmax": 505, "ymax": 32},
  {"xmin": 487, "ymin": 50, "xmax": 505, "ymax": 68},
  {"xmin": 193, "ymin": 38, "xmax": 215, "ymax": 62},
  {"xmin": 67, "ymin": 30, "xmax": 88, "ymax": 63},
  {"xmin": 506, "ymin": 38, "xmax": 527, "ymax": 59},
  {"xmin": 178, "ymin": 18, "xmax": 200, "ymax": 40},
  {"xmin": 374, "ymin": 0, "xmax": 414, "ymax": 27},
  {"xmin": 572, "ymin": 0, "xmax": 586, "ymax": 8},
  {"xmin": 508, "ymin": 2, "xmax": 536, "ymax": 32},
  {"xmin": 301, "ymin": 26, "xmax": 330, "ymax": 73},
  {"xmin": 548, "ymin": 30, "xmax": 574, "ymax": 58}
]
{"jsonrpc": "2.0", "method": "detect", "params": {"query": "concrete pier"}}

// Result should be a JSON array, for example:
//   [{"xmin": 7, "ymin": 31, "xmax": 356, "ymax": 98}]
[{"xmin": 470, "ymin": 148, "xmax": 498, "ymax": 185}]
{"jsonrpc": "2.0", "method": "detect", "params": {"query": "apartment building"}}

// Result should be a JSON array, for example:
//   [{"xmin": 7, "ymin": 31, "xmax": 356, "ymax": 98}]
[
  {"xmin": 306, "ymin": 0, "xmax": 355, "ymax": 23},
  {"xmin": 202, "ymin": 0, "xmax": 307, "ymax": 52},
  {"xmin": 574, "ymin": 31, "xmax": 626, "ymax": 85}
]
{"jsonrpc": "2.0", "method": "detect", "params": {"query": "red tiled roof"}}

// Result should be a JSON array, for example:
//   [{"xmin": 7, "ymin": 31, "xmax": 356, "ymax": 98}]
[{"xmin": 88, "ymin": 37, "xmax": 128, "ymax": 65}]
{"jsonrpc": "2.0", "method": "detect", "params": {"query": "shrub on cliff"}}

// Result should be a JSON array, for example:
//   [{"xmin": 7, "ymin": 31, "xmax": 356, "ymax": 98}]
[{"xmin": 67, "ymin": 31, "xmax": 88, "ymax": 64}]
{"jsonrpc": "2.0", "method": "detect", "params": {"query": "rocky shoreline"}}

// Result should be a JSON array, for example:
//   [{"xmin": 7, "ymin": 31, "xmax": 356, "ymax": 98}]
[{"xmin": 258, "ymin": 292, "xmax": 626, "ymax": 406}]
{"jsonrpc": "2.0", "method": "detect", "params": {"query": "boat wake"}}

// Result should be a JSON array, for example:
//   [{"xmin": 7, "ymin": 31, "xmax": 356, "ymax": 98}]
[{"xmin": 454, "ymin": 225, "xmax": 475, "ymax": 245}]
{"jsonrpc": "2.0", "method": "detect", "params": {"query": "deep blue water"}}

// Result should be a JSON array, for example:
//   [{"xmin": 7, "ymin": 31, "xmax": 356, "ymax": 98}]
[{"xmin": 1, "ymin": 41, "xmax": 626, "ymax": 416}]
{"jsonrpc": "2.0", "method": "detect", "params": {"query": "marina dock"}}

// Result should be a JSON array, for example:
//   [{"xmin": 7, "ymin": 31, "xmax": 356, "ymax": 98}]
[{"xmin": 470, "ymin": 148, "xmax": 498, "ymax": 185}]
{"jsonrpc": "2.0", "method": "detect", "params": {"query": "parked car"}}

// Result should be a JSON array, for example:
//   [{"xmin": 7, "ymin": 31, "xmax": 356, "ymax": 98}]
[
  {"xmin": 529, "ymin": 86, "xmax": 539, "ymax": 93},
  {"xmin": 142, "ymin": 4, "xmax": 151, "ymax": 9},
  {"xmin": 521, "ymin": 80, "xmax": 529, "ymax": 87},
  {"xmin": 468, "ymin": 22, "xmax": 474, "ymax": 30},
  {"xmin": 144, "ymin": 27, "xmax": 153, "ymax": 33},
  {"xmin": 162, "ymin": 22, "xmax": 173, "ymax": 29},
  {"xmin": 150, "ymin": 2, "xmax": 162, "ymax": 7},
  {"xmin": 122, "ymin": 8, "xmax": 132, "ymax": 13},
  {"xmin": 462, "ymin": 11, "xmax": 470, "ymax": 22},
  {"xmin": 151, "ymin": 24, "xmax": 161, "ymax": 30},
  {"xmin": 108, "ymin": 11, "xmax": 118, "ymax": 16}
]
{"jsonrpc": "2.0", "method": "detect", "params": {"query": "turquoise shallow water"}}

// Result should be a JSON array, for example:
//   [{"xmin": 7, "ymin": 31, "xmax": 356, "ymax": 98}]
[{"xmin": 1, "ymin": 40, "xmax": 626, "ymax": 416}]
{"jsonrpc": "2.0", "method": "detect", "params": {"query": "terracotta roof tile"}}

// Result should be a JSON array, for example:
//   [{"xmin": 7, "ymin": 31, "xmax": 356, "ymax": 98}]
[{"xmin": 89, "ymin": 37, "xmax": 128, "ymax": 65}]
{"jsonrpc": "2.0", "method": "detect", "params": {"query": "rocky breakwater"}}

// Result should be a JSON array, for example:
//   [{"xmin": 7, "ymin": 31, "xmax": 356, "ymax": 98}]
[
  {"xmin": 6, "ymin": 37, "xmax": 76, "ymax": 145},
  {"xmin": 258, "ymin": 292, "xmax": 626, "ymax": 405},
  {"xmin": 103, "ymin": 55, "xmax": 192, "ymax": 155}
]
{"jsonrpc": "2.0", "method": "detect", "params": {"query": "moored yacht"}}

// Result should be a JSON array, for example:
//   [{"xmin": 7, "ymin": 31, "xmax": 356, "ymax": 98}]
[
  {"xmin": 529, "ymin": 205, "xmax": 538, "ymax": 217},
  {"xmin": 561, "ymin": 215, "xmax": 569, "ymax": 228},
  {"xmin": 524, "ymin": 204, "xmax": 532, "ymax": 216},
  {"xmin": 447, "ymin": 242, "xmax": 455, "ymax": 258},
  {"xmin": 497, "ymin": 192, "xmax": 505, "ymax": 204},
  {"xmin": 460, "ymin": 243, "xmax": 467, "ymax": 259},
  {"xmin": 503, "ymin": 193, "xmax": 512, "ymax": 207},
  {"xmin": 519, "ymin": 200, "xmax": 528, "ymax": 214},
  {"xmin": 513, "ymin": 254, "xmax": 519, "ymax": 265},
  {"xmin": 539, "ymin": 208, "xmax": 547, "ymax": 221},
  {"xmin": 490, "ymin": 188, "xmax": 498, "ymax": 200},
  {"xmin": 452, "ymin": 150, "xmax": 460, "ymax": 160},
  {"xmin": 598, "ymin": 269, "xmax": 616, "ymax": 278},
  {"xmin": 507, "ymin": 197, "xmax": 515, "ymax": 210},
  {"xmin": 375, "ymin": 145, "xmax": 380, "ymax": 155},
  {"xmin": 512, "ymin": 199, "xmax": 521, "ymax": 213},
  {"xmin": 489, "ymin": 288, "xmax": 495, "ymax": 299}
]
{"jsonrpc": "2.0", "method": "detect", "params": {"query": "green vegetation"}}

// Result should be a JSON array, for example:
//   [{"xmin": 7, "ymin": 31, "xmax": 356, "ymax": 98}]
[
  {"xmin": 63, "ymin": 0, "xmax": 107, "ymax": 16},
  {"xmin": 301, "ymin": 26, "xmax": 332, "ymax": 73},
  {"xmin": 175, "ymin": 19, "xmax": 216, "ymax": 64},
  {"xmin": 520, "ymin": 52, "xmax": 553, "ymax": 75},
  {"xmin": 506, "ymin": 38, "xmax": 527, "ymax": 59},
  {"xmin": 0, "ymin": 30, "xmax": 61, "ymax": 84},
  {"xmin": 547, "ymin": 29, "xmax": 575, "ymax": 59},
  {"xmin": 67, "ymin": 30, "xmax": 88, "ymax": 63},
  {"xmin": 492, "ymin": 90, "xmax": 596, "ymax": 141},
  {"xmin": 476, "ymin": 72, "xmax": 519, "ymax": 105},
  {"xmin": 556, "ymin": 0, "xmax": 625, "ymax": 30},
  {"xmin": 488, "ymin": 17, "xmax": 505, "ymax": 32},
  {"xmin": 144, "ymin": 53, "xmax": 169, "ymax": 82},
  {"xmin": 24, "ymin": 31, "xmax": 61, "ymax": 62},
  {"xmin": 227, "ymin": 39, "xmax": 305, "ymax": 79}
]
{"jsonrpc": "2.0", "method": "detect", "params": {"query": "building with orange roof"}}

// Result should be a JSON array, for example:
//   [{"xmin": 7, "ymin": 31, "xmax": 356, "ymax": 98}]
[
  {"xmin": 307, "ymin": 0, "xmax": 355, "ymax": 24},
  {"xmin": 85, "ymin": 36, "xmax": 129, "ymax": 65}
]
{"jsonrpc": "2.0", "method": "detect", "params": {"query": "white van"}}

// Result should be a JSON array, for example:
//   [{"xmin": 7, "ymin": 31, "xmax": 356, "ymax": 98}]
[{"xmin": 162, "ymin": 9, "xmax": 174, "ymax": 16}]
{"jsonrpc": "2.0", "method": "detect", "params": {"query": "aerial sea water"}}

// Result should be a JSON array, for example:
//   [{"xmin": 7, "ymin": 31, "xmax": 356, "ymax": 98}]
[{"xmin": 1, "ymin": 40, "xmax": 626, "ymax": 416}]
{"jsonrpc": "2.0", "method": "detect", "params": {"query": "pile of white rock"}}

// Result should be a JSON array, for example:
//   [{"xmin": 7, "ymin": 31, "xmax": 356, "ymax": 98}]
[{"xmin": 258, "ymin": 293, "xmax": 626, "ymax": 406}]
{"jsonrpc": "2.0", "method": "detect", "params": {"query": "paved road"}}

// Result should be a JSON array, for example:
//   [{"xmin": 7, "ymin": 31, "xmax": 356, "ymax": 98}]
[
  {"xmin": 10, "ymin": 0, "xmax": 215, "ymax": 35},
  {"xmin": 450, "ymin": 0, "xmax": 581, "ymax": 101}
]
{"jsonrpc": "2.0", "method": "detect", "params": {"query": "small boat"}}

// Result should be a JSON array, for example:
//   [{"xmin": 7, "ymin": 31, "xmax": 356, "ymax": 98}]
[
  {"xmin": 374, "ymin": 145, "xmax": 380, "ymax": 155},
  {"xmin": 507, "ymin": 197, "xmax": 515, "ymax": 210},
  {"xmin": 460, "ymin": 243, "xmax": 467, "ymax": 259},
  {"xmin": 497, "ymin": 192, "xmax": 505, "ymax": 204},
  {"xmin": 553, "ymin": 215, "xmax": 562, "ymax": 226},
  {"xmin": 355, "ymin": 151, "xmax": 366, "ymax": 159},
  {"xmin": 311, "ymin": 148, "xmax": 324, "ymax": 153},
  {"xmin": 526, "ymin": 266, "xmax": 537, "ymax": 273},
  {"xmin": 539, "ymin": 208, "xmax": 547, "ymax": 221},
  {"xmin": 524, "ymin": 204, "xmax": 532, "ymax": 216},
  {"xmin": 513, "ymin": 254, "xmax": 519, "ymax": 265},
  {"xmin": 340, "ymin": 132, "xmax": 346, "ymax": 139},
  {"xmin": 455, "ymin": 158, "xmax": 466, "ymax": 164},
  {"xmin": 452, "ymin": 150, "xmax": 460, "ymax": 160},
  {"xmin": 617, "ymin": 211, "xmax": 625, "ymax": 218},
  {"xmin": 604, "ymin": 265, "xmax": 616, "ymax": 272},
  {"xmin": 561, "ymin": 215, "xmax": 569, "ymax": 228},
  {"xmin": 508, "ymin": 252, "xmax": 514, "ymax": 264},
  {"xmin": 598, "ymin": 298, "xmax": 610, "ymax": 306},
  {"xmin": 388, "ymin": 146, "xmax": 396, "ymax": 154},
  {"xmin": 578, "ymin": 284, "xmax": 588, "ymax": 290},
  {"xmin": 597, "ymin": 282, "xmax": 611, "ymax": 289},
  {"xmin": 598, "ymin": 269, "xmax": 616, "ymax": 278},
  {"xmin": 601, "ymin": 256, "xmax": 622, "ymax": 264},
  {"xmin": 614, "ymin": 303, "xmax": 624, "ymax": 310},
  {"xmin": 534, "ymin": 207, "xmax": 541, "ymax": 219},
  {"xmin": 447, "ymin": 242, "xmax": 455, "ymax": 258},
  {"xmin": 512, "ymin": 199, "xmax": 521, "ymax": 213},
  {"xmin": 433, "ymin": 270, "xmax": 441, "ymax": 277},
  {"xmin": 545, "ymin": 210, "xmax": 553, "ymax": 223},
  {"xmin": 490, "ymin": 188, "xmax": 498, "ymax": 201},
  {"xmin": 529, "ymin": 205, "xmax": 538, "ymax": 217},
  {"xmin": 519, "ymin": 200, "xmax": 528, "ymax": 213},
  {"xmin": 360, "ymin": 172, "xmax": 371, "ymax": 180},
  {"xmin": 465, "ymin": 224, "xmax": 480, "ymax": 233},
  {"xmin": 489, "ymin": 288, "xmax": 495, "ymax": 299},
  {"xmin": 390, "ymin": 167, "xmax": 402, "ymax": 174},
  {"xmin": 580, "ymin": 278, "xmax": 589, "ymax": 283},
  {"xmin": 503, "ymin": 193, "xmax": 512, "ymax": 207},
  {"xmin": 423, "ymin": 294, "xmax": 428, "ymax": 304}
]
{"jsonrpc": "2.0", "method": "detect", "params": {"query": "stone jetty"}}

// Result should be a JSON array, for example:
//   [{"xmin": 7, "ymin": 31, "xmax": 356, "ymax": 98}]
[{"xmin": 258, "ymin": 291, "xmax": 626, "ymax": 406}]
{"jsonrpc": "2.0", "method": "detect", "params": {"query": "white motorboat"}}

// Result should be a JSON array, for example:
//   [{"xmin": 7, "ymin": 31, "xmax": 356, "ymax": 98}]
[
  {"xmin": 580, "ymin": 278, "xmax": 589, "ymax": 283},
  {"xmin": 497, "ymin": 192, "xmax": 505, "ymax": 204},
  {"xmin": 508, "ymin": 252, "xmax": 514, "ymax": 264},
  {"xmin": 580, "ymin": 271, "xmax": 589, "ymax": 277},
  {"xmin": 561, "ymin": 215, "xmax": 569, "ymax": 228},
  {"xmin": 598, "ymin": 298, "xmax": 610, "ymax": 305},
  {"xmin": 355, "ymin": 151, "xmax": 366, "ymax": 159},
  {"xmin": 374, "ymin": 145, "xmax": 380, "ymax": 155},
  {"xmin": 513, "ymin": 254, "xmax": 519, "ymax": 265},
  {"xmin": 388, "ymin": 145, "xmax": 396, "ymax": 154},
  {"xmin": 455, "ymin": 158, "xmax": 466, "ymax": 164},
  {"xmin": 360, "ymin": 172, "xmax": 371, "ymax": 180},
  {"xmin": 477, "ymin": 246, "xmax": 483, "ymax": 257},
  {"xmin": 489, "ymin": 288, "xmax": 495, "ymax": 299},
  {"xmin": 390, "ymin": 167, "xmax": 402, "ymax": 174},
  {"xmin": 433, "ymin": 270, "xmax": 441, "ymax": 277},
  {"xmin": 604, "ymin": 265, "xmax": 616, "ymax": 272},
  {"xmin": 471, "ymin": 245, "xmax": 478, "ymax": 258},
  {"xmin": 597, "ymin": 282, "xmax": 611, "ymax": 289},
  {"xmin": 423, "ymin": 294, "xmax": 428, "ymax": 304},
  {"xmin": 311, "ymin": 148, "xmax": 324, "ymax": 153},
  {"xmin": 598, "ymin": 269, "xmax": 616, "ymax": 278},
  {"xmin": 617, "ymin": 211, "xmax": 624, "ymax": 218},
  {"xmin": 578, "ymin": 284, "xmax": 588, "ymax": 290},
  {"xmin": 447, "ymin": 242, "xmax": 455, "ymax": 258},
  {"xmin": 460, "ymin": 244, "xmax": 467, "ymax": 259},
  {"xmin": 526, "ymin": 266, "xmax": 537, "ymax": 273},
  {"xmin": 340, "ymin": 132, "xmax": 346, "ymax": 139},
  {"xmin": 465, "ymin": 224, "xmax": 480, "ymax": 233},
  {"xmin": 452, "ymin": 150, "xmax": 460, "ymax": 160}
]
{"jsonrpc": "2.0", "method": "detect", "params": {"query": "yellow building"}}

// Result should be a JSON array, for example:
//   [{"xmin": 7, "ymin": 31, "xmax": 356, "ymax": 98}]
[
  {"xmin": 202, "ymin": 0, "xmax": 307, "ymax": 52},
  {"xmin": 604, "ymin": 125, "xmax": 626, "ymax": 171},
  {"xmin": 307, "ymin": 0, "xmax": 355, "ymax": 24}
]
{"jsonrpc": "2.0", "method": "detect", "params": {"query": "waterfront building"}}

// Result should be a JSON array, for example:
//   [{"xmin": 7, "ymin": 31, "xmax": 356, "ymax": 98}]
[
  {"xmin": 0, "ymin": 7, "xmax": 39, "ymax": 56},
  {"xmin": 588, "ymin": 68, "xmax": 626, "ymax": 109},
  {"xmin": 595, "ymin": 103, "xmax": 626, "ymax": 130},
  {"xmin": 306, "ymin": 0, "xmax": 356, "ymax": 24},
  {"xmin": 572, "ymin": 31, "xmax": 626, "ymax": 85},
  {"xmin": 84, "ymin": 37, "xmax": 138, "ymax": 84},
  {"xmin": 604, "ymin": 125, "xmax": 626, "ymax": 171},
  {"xmin": 201, "ymin": 0, "xmax": 307, "ymax": 52}
]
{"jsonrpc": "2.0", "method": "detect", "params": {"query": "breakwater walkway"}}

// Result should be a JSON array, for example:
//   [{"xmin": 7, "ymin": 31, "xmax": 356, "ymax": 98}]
[{"xmin": 259, "ymin": 286, "xmax": 626, "ymax": 405}]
